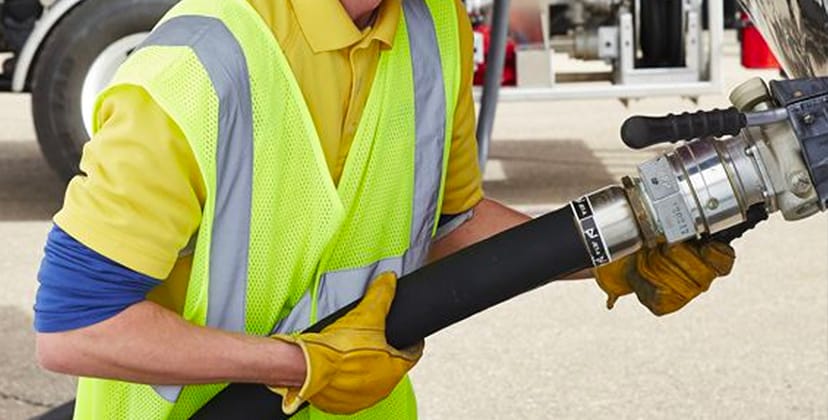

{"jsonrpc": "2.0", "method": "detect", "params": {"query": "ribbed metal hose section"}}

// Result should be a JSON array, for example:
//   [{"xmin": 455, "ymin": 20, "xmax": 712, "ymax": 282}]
[{"xmin": 191, "ymin": 205, "xmax": 593, "ymax": 419}]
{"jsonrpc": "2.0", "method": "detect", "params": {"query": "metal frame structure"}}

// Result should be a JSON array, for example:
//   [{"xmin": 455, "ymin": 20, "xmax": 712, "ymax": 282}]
[
  {"xmin": 474, "ymin": 0, "xmax": 725, "ymax": 167},
  {"xmin": 475, "ymin": 0, "xmax": 511, "ymax": 170},
  {"xmin": 3, "ymin": 0, "xmax": 722, "ymax": 171}
]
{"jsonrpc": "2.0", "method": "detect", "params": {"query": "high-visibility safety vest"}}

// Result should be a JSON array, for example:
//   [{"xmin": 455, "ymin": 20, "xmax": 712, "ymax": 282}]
[{"xmin": 72, "ymin": 0, "xmax": 460, "ymax": 418}]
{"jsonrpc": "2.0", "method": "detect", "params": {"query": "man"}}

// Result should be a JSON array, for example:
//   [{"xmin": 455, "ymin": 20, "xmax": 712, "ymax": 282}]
[{"xmin": 33, "ymin": 0, "xmax": 737, "ymax": 418}]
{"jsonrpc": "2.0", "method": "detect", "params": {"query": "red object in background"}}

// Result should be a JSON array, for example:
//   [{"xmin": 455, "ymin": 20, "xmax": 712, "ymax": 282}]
[
  {"xmin": 472, "ymin": 23, "xmax": 517, "ymax": 86},
  {"xmin": 739, "ymin": 13, "xmax": 779, "ymax": 69}
]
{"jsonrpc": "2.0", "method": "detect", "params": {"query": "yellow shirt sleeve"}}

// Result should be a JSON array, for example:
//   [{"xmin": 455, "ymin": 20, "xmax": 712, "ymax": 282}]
[
  {"xmin": 54, "ymin": 85, "xmax": 205, "ymax": 279},
  {"xmin": 440, "ymin": 0, "xmax": 485, "ymax": 215}
]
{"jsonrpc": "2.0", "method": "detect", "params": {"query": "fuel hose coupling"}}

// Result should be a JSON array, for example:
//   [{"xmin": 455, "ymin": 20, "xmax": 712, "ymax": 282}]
[
  {"xmin": 630, "ymin": 135, "xmax": 766, "ymax": 244},
  {"xmin": 570, "ymin": 186, "xmax": 643, "ymax": 266},
  {"xmin": 570, "ymin": 134, "xmax": 769, "ymax": 268}
]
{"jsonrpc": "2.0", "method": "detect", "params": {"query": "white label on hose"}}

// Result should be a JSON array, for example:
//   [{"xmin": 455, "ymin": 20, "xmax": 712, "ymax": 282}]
[{"xmin": 571, "ymin": 197, "xmax": 611, "ymax": 267}]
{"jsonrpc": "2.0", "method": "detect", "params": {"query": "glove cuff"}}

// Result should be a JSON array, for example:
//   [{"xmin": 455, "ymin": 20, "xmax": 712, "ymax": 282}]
[
  {"xmin": 269, "ymin": 334, "xmax": 314, "ymax": 415},
  {"xmin": 594, "ymin": 261, "xmax": 635, "ymax": 309}
]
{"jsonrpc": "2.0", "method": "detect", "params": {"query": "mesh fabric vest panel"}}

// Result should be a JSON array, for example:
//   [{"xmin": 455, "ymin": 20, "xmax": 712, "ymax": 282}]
[{"xmin": 73, "ymin": 0, "xmax": 460, "ymax": 418}]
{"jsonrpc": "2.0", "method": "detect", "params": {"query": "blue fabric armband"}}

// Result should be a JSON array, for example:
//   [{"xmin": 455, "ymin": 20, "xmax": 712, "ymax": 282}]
[{"xmin": 34, "ymin": 225, "xmax": 162, "ymax": 333}]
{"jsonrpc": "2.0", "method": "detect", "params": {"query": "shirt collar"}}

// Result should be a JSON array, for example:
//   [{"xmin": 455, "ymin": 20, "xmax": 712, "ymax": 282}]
[{"xmin": 290, "ymin": 0, "xmax": 400, "ymax": 52}]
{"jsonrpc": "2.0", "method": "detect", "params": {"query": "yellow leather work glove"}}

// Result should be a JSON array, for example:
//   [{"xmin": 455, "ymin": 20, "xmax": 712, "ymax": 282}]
[
  {"xmin": 270, "ymin": 272, "xmax": 423, "ymax": 415},
  {"xmin": 595, "ymin": 205, "xmax": 768, "ymax": 316},
  {"xmin": 595, "ymin": 240, "xmax": 735, "ymax": 316}
]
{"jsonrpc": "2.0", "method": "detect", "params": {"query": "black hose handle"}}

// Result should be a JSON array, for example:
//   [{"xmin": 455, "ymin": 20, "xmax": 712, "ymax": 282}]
[{"xmin": 620, "ymin": 107, "xmax": 746, "ymax": 149}]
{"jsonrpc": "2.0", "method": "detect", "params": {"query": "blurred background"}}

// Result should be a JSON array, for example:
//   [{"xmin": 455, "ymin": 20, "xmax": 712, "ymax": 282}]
[{"xmin": 0, "ymin": 0, "xmax": 825, "ymax": 418}]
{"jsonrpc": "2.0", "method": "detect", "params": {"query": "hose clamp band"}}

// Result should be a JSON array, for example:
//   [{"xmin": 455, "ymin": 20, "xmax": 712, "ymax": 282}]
[{"xmin": 571, "ymin": 196, "xmax": 611, "ymax": 267}]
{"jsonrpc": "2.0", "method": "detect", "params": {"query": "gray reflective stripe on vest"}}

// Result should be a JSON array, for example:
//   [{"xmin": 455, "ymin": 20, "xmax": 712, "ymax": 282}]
[
  {"xmin": 401, "ymin": 0, "xmax": 447, "ymax": 271},
  {"xmin": 272, "ymin": 257, "xmax": 404, "ymax": 334},
  {"xmin": 272, "ymin": 0, "xmax": 447, "ymax": 335},
  {"xmin": 137, "ymin": 15, "xmax": 254, "ymax": 403},
  {"xmin": 435, "ymin": 209, "xmax": 473, "ymax": 241}
]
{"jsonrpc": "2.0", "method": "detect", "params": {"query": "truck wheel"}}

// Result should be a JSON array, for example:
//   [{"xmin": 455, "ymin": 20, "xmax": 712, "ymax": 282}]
[{"xmin": 30, "ymin": 0, "xmax": 175, "ymax": 181}]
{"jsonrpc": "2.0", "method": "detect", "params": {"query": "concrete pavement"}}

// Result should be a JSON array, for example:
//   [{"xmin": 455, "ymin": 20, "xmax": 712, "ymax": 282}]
[
  {"xmin": 0, "ymin": 94, "xmax": 74, "ymax": 419},
  {"xmin": 0, "ymin": 51, "xmax": 825, "ymax": 419}
]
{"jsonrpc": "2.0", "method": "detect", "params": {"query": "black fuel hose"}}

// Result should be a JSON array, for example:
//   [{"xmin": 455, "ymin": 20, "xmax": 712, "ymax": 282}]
[{"xmin": 191, "ymin": 205, "xmax": 593, "ymax": 419}]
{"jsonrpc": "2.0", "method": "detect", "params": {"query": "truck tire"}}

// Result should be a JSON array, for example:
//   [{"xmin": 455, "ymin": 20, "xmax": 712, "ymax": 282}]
[{"xmin": 30, "ymin": 0, "xmax": 175, "ymax": 181}]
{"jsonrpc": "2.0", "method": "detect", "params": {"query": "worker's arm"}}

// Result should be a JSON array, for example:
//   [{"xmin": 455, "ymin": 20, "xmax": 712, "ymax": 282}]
[
  {"xmin": 429, "ymin": 198, "xmax": 526, "ymax": 260},
  {"xmin": 36, "ymin": 229, "xmax": 412, "ymax": 409},
  {"xmin": 37, "ymin": 300, "xmax": 305, "ymax": 387},
  {"xmin": 33, "ymin": 85, "xmax": 309, "ymax": 387},
  {"xmin": 36, "ymin": 232, "xmax": 415, "ymax": 414},
  {"xmin": 35, "ymin": 226, "xmax": 411, "ymax": 399}
]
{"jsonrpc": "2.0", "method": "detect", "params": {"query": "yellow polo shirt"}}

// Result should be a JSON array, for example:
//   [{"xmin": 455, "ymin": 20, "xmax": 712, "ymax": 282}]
[{"xmin": 53, "ymin": 0, "xmax": 483, "ymax": 312}]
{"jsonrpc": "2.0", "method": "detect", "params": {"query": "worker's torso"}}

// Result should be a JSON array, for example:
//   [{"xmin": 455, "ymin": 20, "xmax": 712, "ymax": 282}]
[
  {"xmin": 149, "ymin": 0, "xmax": 401, "ymax": 314},
  {"xmin": 74, "ymin": 0, "xmax": 460, "ymax": 418}
]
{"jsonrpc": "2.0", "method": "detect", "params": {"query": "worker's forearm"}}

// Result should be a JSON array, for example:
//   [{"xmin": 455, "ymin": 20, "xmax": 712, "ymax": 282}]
[
  {"xmin": 36, "ymin": 300, "xmax": 305, "ymax": 387},
  {"xmin": 430, "ymin": 198, "xmax": 594, "ymax": 279},
  {"xmin": 429, "ymin": 198, "xmax": 529, "ymax": 261}
]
